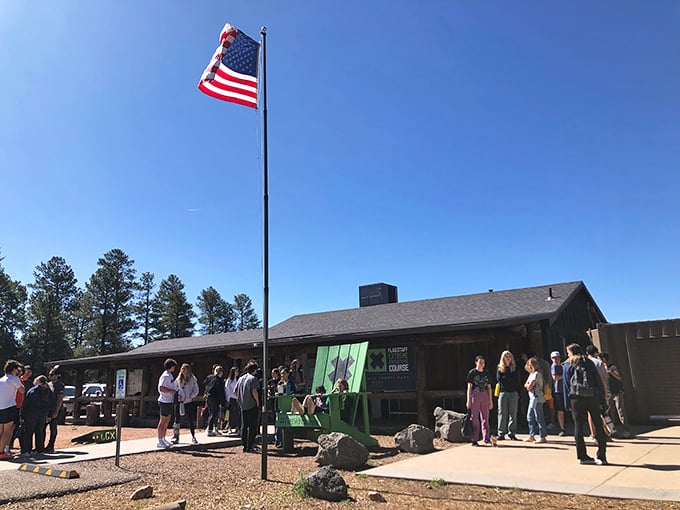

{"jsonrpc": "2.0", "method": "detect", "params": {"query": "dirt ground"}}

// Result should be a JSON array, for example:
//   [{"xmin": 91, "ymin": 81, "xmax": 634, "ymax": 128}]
[{"xmin": 4, "ymin": 425, "xmax": 679, "ymax": 510}]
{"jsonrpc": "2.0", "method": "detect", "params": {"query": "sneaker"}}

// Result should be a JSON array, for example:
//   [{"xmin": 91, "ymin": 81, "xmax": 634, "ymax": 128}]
[
  {"xmin": 595, "ymin": 458, "xmax": 609, "ymax": 465},
  {"xmin": 0, "ymin": 452, "xmax": 13, "ymax": 460},
  {"xmin": 156, "ymin": 440, "xmax": 168, "ymax": 449},
  {"xmin": 191, "ymin": 437, "xmax": 199, "ymax": 444},
  {"xmin": 523, "ymin": 436, "xmax": 535, "ymax": 442},
  {"xmin": 170, "ymin": 437, "xmax": 179, "ymax": 444},
  {"xmin": 44, "ymin": 447, "xmax": 55, "ymax": 454},
  {"xmin": 508, "ymin": 434, "xmax": 519, "ymax": 441},
  {"xmin": 497, "ymin": 434, "xmax": 505, "ymax": 441},
  {"xmin": 588, "ymin": 435, "xmax": 597, "ymax": 443},
  {"xmin": 483, "ymin": 441, "xmax": 492, "ymax": 446},
  {"xmin": 547, "ymin": 423, "xmax": 556, "ymax": 431},
  {"xmin": 579, "ymin": 457, "xmax": 595, "ymax": 465},
  {"xmin": 535, "ymin": 437, "xmax": 547, "ymax": 444},
  {"xmin": 558, "ymin": 430, "xmax": 567, "ymax": 437},
  {"xmin": 207, "ymin": 430, "xmax": 216, "ymax": 437},
  {"xmin": 470, "ymin": 441, "xmax": 479, "ymax": 446}
]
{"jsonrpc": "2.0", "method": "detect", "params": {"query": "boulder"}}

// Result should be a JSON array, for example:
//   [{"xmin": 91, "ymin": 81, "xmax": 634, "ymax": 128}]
[
  {"xmin": 433, "ymin": 406, "xmax": 467, "ymax": 443},
  {"xmin": 394, "ymin": 424, "xmax": 435, "ymax": 453},
  {"xmin": 314, "ymin": 432, "xmax": 369, "ymax": 469},
  {"xmin": 304, "ymin": 465, "xmax": 348, "ymax": 502},
  {"xmin": 130, "ymin": 485, "xmax": 153, "ymax": 500}
]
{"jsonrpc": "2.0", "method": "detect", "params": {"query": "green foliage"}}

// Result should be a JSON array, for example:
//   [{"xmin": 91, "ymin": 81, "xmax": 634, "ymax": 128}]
[
  {"xmin": 23, "ymin": 257, "xmax": 79, "ymax": 368},
  {"xmin": 232, "ymin": 293, "xmax": 261, "ymax": 331},
  {"xmin": 135, "ymin": 272, "xmax": 155, "ymax": 345},
  {"xmin": 80, "ymin": 249, "xmax": 137, "ymax": 355},
  {"xmin": 151, "ymin": 274, "xmax": 195, "ymax": 340},
  {"xmin": 196, "ymin": 286, "xmax": 235, "ymax": 335},
  {"xmin": 429, "ymin": 477, "xmax": 447, "ymax": 488},
  {"xmin": 292, "ymin": 473, "xmax": 312, "ymax": 499},
  {"xmin": 0, "ymin": 256, "xmax": 27, "ymax": 360}
]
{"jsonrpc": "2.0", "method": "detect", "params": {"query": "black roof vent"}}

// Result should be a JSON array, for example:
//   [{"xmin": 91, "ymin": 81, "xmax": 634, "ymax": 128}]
[{"xmin": 359, "ymin": 283, "xmax": 398, "ymax": 307}]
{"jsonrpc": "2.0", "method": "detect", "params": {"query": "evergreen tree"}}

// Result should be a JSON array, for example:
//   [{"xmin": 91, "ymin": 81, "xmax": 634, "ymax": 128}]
[
  {"xmin": 152, "ymin": 274, "xmax": 195, "ymax": 340},
  {"xmin": 0, "ymin": 255, "xmax": 27, "ymax": 360},
  {"xmin": 232, "ymin": 293, "xmax": 260, "ymax": 331},
  {"xmin": 81, "ymin": 248, "xmax": 137, "ymax": 354},
  {"xmin": 23, "ymin": 256, "xmax": 79, "ymax": 368},
  {"xmin": 135, "ymin": 272, "xmax": 155, "ymax": 345},
  {"xmin": 196, "ymin": 286, "xmax": 235, "ymax": 335}
]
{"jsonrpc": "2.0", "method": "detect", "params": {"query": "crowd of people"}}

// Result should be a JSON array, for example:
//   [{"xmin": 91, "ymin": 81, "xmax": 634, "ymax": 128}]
[
  {"xmin": 0, "ymin": 360, "xmax": 65, "ymax": 459},
  {"xmin": 465, "ymin": 344, "xmax": 631, "ymax": 465},
  {"xmin": 155, "ymin": 357, "xmax": 322, "ymax": 452}
]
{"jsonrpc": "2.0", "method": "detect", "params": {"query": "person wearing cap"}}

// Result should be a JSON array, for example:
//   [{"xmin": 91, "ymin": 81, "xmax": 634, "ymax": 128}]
[
  {"xmin": 550, "ymin": 351, "xmax": 567, "ymax": 436},
  {"xmin": 45, "ymin": 365, "xmax": 64, "ymax": 453}
]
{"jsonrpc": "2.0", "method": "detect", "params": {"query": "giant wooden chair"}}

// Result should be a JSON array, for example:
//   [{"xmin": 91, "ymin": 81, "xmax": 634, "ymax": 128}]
[{"xmin": 274, "ymin": 341, "xmax": 378, "ymax": 451}]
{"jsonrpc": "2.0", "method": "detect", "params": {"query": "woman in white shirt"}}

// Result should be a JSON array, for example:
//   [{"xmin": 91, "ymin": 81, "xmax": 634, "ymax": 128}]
[
  {"xmin": 225, "ymin": 367, "xmax": 240, "ymax": 434},
  {"xmin": 174, "ymin": 363, "xmax": 200, "ymax": 444}
]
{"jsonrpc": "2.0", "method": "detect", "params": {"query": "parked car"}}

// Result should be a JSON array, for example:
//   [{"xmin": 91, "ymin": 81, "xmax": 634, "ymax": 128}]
[
  {"xmin": 82, "ymin": 383, "xmax": 107, "ymax": 397},
  {"xmin": 63, "ymin": 385, "xmax": 76, "ymax": 414}
]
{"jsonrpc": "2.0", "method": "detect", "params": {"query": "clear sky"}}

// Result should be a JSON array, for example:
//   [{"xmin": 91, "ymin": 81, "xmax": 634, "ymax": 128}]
[{"xmin": 1, "ymin": 1, "xmax": 678, "ymax": 330}]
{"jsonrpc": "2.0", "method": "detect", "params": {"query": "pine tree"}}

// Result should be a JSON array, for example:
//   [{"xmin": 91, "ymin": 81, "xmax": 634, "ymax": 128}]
[
  {"xmin": 196, "ymin": 286, "xmax": 235, "ymax": 335},
  {"xmin": 0, "ymin": 255, "xmax": 27, "ymax": 360},
  {"xmin": 152, "ymin": 274, "xmax": 195, "ymax": 340},
  {"xmin": 135, "ymin": 272, "xmax": 155, "ymax": 345},
  {"xmin": 232, "ymin": 293, "xmax": 260, "ymax": 331},
  {"xmin": 23, "ymin": 256, "xmax": 79, "ymax": 369},
  {"xmin": 80, "ymin": 249, "xmax": 137, "ymax": 354}
]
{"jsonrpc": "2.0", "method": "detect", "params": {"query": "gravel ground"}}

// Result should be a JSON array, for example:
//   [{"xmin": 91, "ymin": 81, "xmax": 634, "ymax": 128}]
[{"xmin": 1, "ymin": 426, "xmax": 678, "ymax": 509}]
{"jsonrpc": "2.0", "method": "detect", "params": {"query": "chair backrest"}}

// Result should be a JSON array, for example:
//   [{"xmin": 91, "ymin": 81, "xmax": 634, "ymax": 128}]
[{"xmin": 311, "ymin": 342, "xmax": 369, "ymax": 394}]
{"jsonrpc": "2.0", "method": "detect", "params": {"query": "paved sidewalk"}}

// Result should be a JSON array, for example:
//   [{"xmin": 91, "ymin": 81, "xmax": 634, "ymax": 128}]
[
  {"xmin": 362, "ymin": 425, "xmax": 680, "ymax": 502},
  {"xmin": 0, "ymin": 431, "xmax": 242, "ymax": 472}
]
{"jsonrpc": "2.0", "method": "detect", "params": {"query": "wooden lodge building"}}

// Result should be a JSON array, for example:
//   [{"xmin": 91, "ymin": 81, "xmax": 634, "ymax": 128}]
[{"xmin": 51, "ymin": 281, "xmax": 606, "ymax": 429}]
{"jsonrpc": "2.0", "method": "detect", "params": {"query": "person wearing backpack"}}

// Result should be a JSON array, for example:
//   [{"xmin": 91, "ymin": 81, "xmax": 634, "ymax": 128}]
[{"xmin": 565, "ymin": 343, "xmax": 608, "ymax": 465}]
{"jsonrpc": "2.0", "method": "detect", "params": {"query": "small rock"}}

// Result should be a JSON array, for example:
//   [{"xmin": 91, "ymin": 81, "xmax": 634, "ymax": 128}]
[
  {"xmin": 394, "ymin": 424, "xmax": 435, "ymax": 453},
  {"xmin": 367, "ymin": 491, "xmax": 386, "ymax": 502},
  {"xmin": 130, "ymin": 484, "xmax": 153, "ymax": 500}
]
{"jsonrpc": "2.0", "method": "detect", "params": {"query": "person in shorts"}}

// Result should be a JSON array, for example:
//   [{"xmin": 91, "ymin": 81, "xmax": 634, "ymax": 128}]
[
  {"xmin": 0, "ymin": 360, "xmax": 25, "ymax": 459},
  {"xmin": 550, "ymin": 351, "xmax": 567, "ymax": 436},
  {"xmin": 156, "ymin": 358, "xmax": 178, "ymax": 449}
]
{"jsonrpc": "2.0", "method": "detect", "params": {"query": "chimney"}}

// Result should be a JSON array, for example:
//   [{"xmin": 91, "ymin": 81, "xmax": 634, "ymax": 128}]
[{"xmin": 359, "ymin": 283, "xmax": 398, "ymax": 307}]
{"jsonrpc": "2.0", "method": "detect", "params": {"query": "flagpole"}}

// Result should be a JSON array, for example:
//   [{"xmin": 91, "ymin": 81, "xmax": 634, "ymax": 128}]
[{"xmin": 260, "ymin": 25, "xmax": 269, "ymax": 481}]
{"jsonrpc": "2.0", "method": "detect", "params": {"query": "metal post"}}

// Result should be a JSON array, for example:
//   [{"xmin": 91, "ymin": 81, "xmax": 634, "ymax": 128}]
[{"xmin": 260, "ymin": 25, "xmax": 269, "ymax": 481}]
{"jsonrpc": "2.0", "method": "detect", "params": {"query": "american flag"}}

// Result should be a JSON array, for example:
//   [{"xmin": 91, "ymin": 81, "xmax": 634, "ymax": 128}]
[{"xmin": 198, "ymin": 23, "xmax": 259, "ymax": 109}]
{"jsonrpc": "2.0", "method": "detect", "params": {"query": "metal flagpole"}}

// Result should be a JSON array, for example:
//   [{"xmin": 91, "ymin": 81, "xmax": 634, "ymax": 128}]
[{"xmin": 259, "ymin": 25, "xmax": 269, "ymax": 481}]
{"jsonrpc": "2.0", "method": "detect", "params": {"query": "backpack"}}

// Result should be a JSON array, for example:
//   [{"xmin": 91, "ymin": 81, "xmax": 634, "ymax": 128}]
[{"xmin": 569, "ymin": 360, "xmax": 595, "ymax": 397}]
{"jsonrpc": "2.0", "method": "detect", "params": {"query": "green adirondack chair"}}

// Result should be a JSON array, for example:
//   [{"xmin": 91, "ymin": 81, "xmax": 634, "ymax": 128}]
[{"xmin": 274, "ymin": 341, "xmax": 378, "ymax": 451}]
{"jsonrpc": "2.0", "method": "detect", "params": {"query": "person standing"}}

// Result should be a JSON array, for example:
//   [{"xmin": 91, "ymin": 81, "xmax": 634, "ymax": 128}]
[
  {"xmin": 496, "ymin": 351, "xmax": 520, "ymax": 440},
  {"xmin": 289, "ymin": 359, "xmax": 306, "ymax": 393},
  {"xmin": 45, "ymin": 365, "xmax": 64, "ymax": 453},
  {"xmin": 599, "ymin": 353, "xmax": 631, "ymax": 439},
  {"xmin": 225, "ymin": 366, "xmax": 241, "ymax": 434},
  {"xmin": 174, "ymin": 363, "xmax": 200, "ymax": 444},
  {"xmin": 585, "ymin": 345, "xmax": 611, "ymax": 441},
  {"xmin": 565, "ymin": 343, "xmax": 607, "ymax": 465},
  {"xmin": 524, "ymin": 357, "xmax": 547, "ymax": 443},
  {"xmin": 466, "ymin": 355, "xmax": 493, "ymax": 446},
  {"xmin": 0, "ymin": 360, "xmax": 25, "ymax": 459},
  {"xmin": 236, "ymin": 362, "xmax": 260, "ymax": 453},
  {"xmin": 20, "ymin": 375, "xmax": 54, "ymax": 456},
  {"xmin": 203, "ymin": 365, "xmax": 226, "ymax": 436},
  {"xmin": 550, "ymin": 351, "xmax": 567, "ymax": 436},
  {"xmin": 157, "ymin": 358, "xmax": 178, "ymax": 449}
]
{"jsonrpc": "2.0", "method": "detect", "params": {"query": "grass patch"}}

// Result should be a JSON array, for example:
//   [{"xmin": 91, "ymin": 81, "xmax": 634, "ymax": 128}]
[
  {"xmin": 356, "ymin": 473, "xmax": 368, "ymax": 479},
  {"xmin": 293, "ymin": 473, "xmax": 312, "ymax": 499},
  {"xmin": 429, "ymin": 477, "xmax": 447, "ymax": 488}
]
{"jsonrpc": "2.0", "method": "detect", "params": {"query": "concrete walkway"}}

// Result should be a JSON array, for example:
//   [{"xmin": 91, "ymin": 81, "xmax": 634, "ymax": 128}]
[
  {"xmin": 0, "ymin": 431, "xmax": 242, "ymax": 472},
  {"xmin": 362, "ymin": 425, "xmax": 680, "ymax": 502}
]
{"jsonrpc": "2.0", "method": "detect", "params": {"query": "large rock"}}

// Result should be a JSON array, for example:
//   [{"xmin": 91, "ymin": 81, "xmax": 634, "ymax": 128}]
[
  {"xmin": 394, "ymin": 424, "xmax": 435, "ymax": 453},
  {"xmin": 314, "ymin": 432, "xmax": 369, "ymax": 469},
  {"xmin": 433, "ymin": 406, "xmax": 467, "ymax": 443},
  {"xmin": 304, "ymin": 465, "xmax": 348, "ymax": 502}
]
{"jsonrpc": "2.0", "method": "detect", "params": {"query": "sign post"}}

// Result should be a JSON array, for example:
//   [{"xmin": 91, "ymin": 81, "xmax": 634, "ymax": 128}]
[{"xmin": 114, "ymin": 369, "xmax": 126, "ymax": 467}]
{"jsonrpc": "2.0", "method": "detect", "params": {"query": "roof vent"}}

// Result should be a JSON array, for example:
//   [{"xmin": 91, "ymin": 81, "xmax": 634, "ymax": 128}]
[
  {"xmin": 359, "ymin": 283, "xmax": 398, "ymax": 307},
  {"xmin": 547, "ymin": 287, "xmax": 554, "ymax": 301}
]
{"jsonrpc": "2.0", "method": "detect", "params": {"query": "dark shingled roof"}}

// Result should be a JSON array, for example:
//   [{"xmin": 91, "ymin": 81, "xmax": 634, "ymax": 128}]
[{"xmin": 51, "ymin": 281, "xmax": 591, "ymax": 367}]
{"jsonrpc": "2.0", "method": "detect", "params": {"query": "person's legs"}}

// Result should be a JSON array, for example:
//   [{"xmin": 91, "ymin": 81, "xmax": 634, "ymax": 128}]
[
  {"xmin": 587, "ymin": 397, "xmax": 607, "ymax": 462},
  {"xmin": 478, "ymin": 391, "xmax": 490, "ymax": 442},
  {"xmin": 536, "ymin": 400, "xmax": 547, "ymax": 439},
  {"xmin": 302, "ymin": 395, "xmax": 316, "ymax": 415},
  {"xmin": 526, "ymin": 398, "xmax": 537, "ymax": 438},
  {"xmin": 507, "ymin": 392, "xmax": 519, "ymax": 437},
  {"xmin": 290, "ymin": 398, "xmax": 304, "ymax": 414},
  {"xmin": 470, "ymin": 391, "xmax": 482, "ymax": 443},
  {"xmin": 571, "ymin": 398, "xmax": 588, "ymax": 460},
  {"xmin": 157, "ymin": 402, "xmax": 173, "ymax": 445},
  {"xmin": 185, "ymin": 403, "xmax": 197, "ymax": 437},
  {"xmin": 497, "ymin": 392, "xmax": 508, "ymax": 437},
  {"xmin": 46, "ymin": 417, "xmax": 58, "ymax": 451},
  {"xmin": 207, "ymin": 400, "xmax": 219, "ymax": 432},
  {"xmin": 0, "ymin": 422, "xmax": 11, "ymax": 455},
  {"xmin": 612, "ymin": 392, "xmax": 630, "ymax": 435}
]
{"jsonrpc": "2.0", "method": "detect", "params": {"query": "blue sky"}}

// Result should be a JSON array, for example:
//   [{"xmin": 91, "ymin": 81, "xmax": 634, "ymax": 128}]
[{"xmin": 1, "ymin": 1, "xmax": 678, "ymax": 330}]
